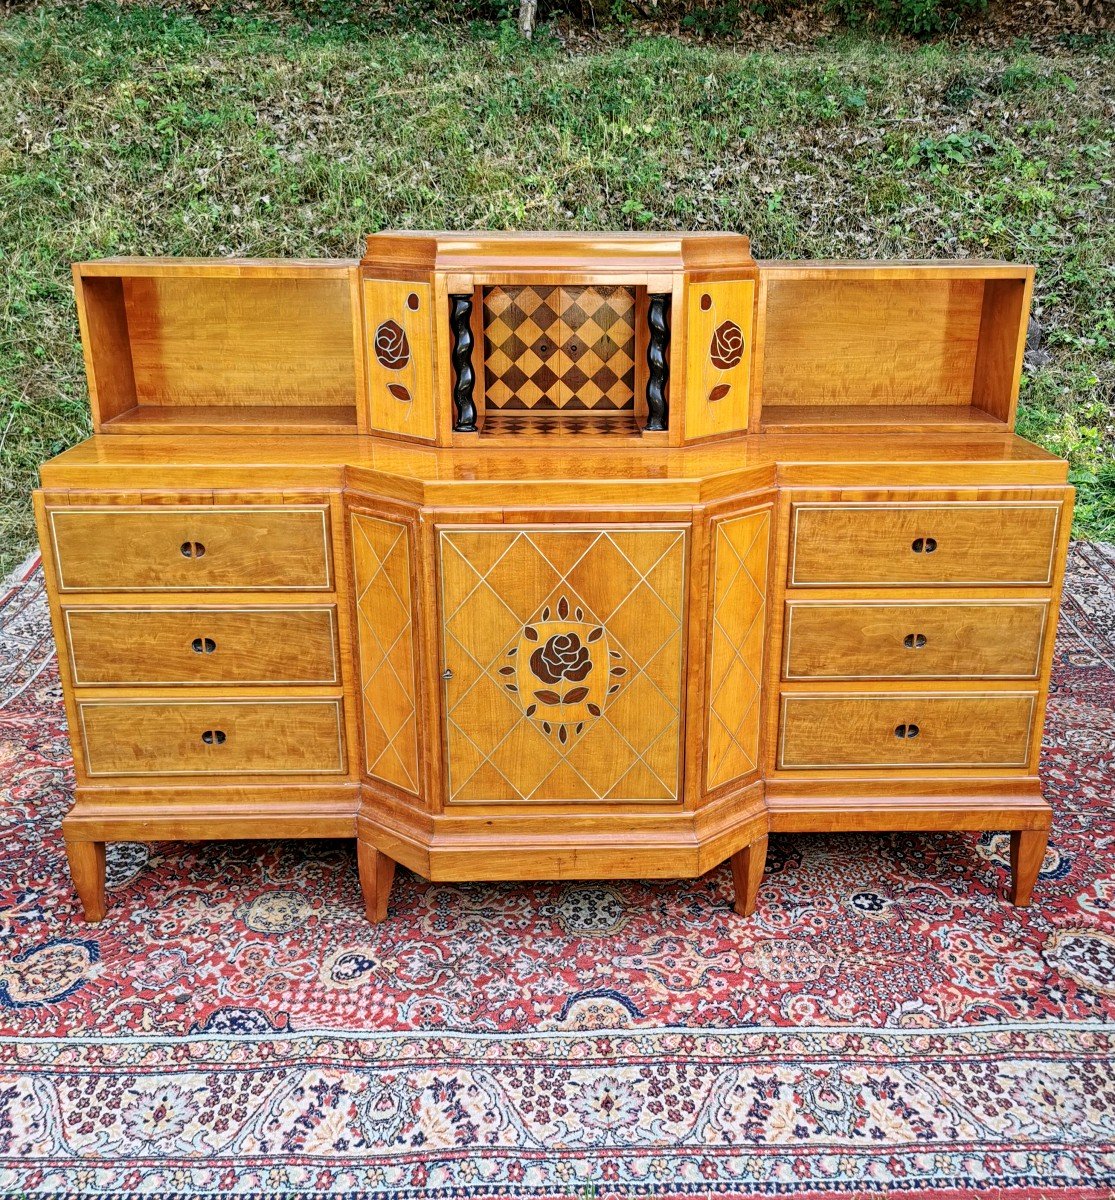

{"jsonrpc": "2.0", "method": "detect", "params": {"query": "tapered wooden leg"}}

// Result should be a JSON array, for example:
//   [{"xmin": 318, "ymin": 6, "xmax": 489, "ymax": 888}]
[
  {"xmin": 357, "ymin": 841, "xmax": 396, "ymax": 924},
  {"xmin": 65, "ymin": 839, "xmax": 106, "ymax": 923},
  {"xmin": 1009, "ymin": 829, "xmax": 1048, "ymax": 907},
  {"xmin": 730, "ymin": 834, "xmax": 768, "ymax": 917}
]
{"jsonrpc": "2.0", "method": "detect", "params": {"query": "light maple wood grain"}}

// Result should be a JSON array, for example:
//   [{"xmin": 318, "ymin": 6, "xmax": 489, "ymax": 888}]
[
  {"xmin": 789, "ymin": 501, "xmax": 1061, "ymax": 587},
  {"xmin": 64, "ymin": 606, "xmax": 339, "ymax": 686},
  {"xmin": 49, "ymin": 506, "xmax": 332, "ymax": 592},
  {"xmin": 64, "ymin": 839, "xmax": 106, "ymax": 924},
  {"xmin": 782, "ymin": 599, "xmax": 1048, "ymax": 681},
  {"xmin": 730, "ymin": 834, "xmax": 768, "ymax": 917},
  {"xmin": 778, "ymin": 692, "xmax": 1037, "ymax": 771},
  {"xmin": 77, "ymin": 698, "xmax": 346, "ymax": 777},
  {"xmin": 684, "ymin": 279, "xmax": 755, "ymax": 441},
  {"xmin": 363, "ymin": 278, "xmax": 438, "ymax": 442},
  {"xmin": 1010, "ymin": 828, "xmax": 1048, "ymax": 906}
]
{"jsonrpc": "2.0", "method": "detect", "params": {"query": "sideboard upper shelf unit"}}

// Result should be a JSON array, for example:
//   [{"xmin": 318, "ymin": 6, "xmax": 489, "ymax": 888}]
[
  {"xmin": 72, "ymin": 235, "xmax": 1035, "ymax": 444},
  {"xmin": 74, "ymin": 258, "xmax": 364, "ymax": 435},
  {"xmin": 755, "ymin": 260, "xmax": 1034, "ymax": 434}
]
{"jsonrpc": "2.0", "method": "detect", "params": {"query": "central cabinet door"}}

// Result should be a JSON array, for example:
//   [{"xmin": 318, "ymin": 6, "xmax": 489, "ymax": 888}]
[{"xmin": 439, "ymin": 526, "xmax": 687, "ymax": 804}]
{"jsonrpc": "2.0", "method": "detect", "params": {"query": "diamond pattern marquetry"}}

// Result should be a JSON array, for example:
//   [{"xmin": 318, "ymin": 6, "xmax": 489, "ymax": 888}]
[
  {"xmin": 483, "ymin": 286, "xmax": 636, "ymax": 412},
  {"xmin": 706, "ymin": 510, "xmax": 770, "ymax": 791},
  {"xmin": 351, "ymin": 513, "xmax": 419, "ymax": 795},
  {"xmin": 440, "ymin": 528, "xmax": 686, "ymax": 804}
]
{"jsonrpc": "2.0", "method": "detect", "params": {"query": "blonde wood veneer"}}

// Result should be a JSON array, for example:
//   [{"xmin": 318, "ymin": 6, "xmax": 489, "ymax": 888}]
[
  {"xmin": 40, "ymin": 241, "xmax": 1071, "ymax": 926},
  {"xmin": 77, "ymin": 698, "xmax": 346, "ymax": 777},
  {"xmin": 64, "ymin": 606, "xmax": 339, "ymax": 686},
  {"xmin": 782, "ymin": 600, "xmax": 1048, "ymax": 681},
  {"xmin": 49, "ymin": 507, "xmax": 332, "ymax": 592},
  {"xmin": 778, "ymin": 693, "xmax": 1037, "ymax": 771},
  {"xmin": 789, "ymin": 502, "xmax": 1061, "ymax": 587}
]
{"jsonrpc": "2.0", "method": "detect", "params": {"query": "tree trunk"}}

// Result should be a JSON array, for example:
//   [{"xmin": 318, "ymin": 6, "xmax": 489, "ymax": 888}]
[{"xmin": 518, "ymin": 0, "xmax": 538, "ymax": 38}]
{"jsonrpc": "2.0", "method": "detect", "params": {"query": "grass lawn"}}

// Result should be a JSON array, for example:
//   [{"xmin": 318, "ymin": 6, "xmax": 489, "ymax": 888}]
[{"xmin": 1, "ymin": 3, "xmax": 1112, "ymax": 571}]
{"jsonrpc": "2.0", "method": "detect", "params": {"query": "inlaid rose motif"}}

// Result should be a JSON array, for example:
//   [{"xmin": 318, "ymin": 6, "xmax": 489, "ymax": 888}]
[
  {"xmin": 530, "ymin": 632, "xmax": 592, "ymax": 685},
  {"xmin": 709, "ymin": 319, "xmax": 744, "ymax": 370},
  {"xmin": 499, "ymin": 595, "xmax": 627, "ymax": 745},
  {"xmin": 374, "ymin": 319, "xmax": 410, "ymax": 370}
]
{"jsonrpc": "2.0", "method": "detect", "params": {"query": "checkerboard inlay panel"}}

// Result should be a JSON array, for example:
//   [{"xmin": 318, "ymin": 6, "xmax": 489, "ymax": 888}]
[{"xmin": 483, "ymin": 285, "xmax": 637, "ymax": 412}]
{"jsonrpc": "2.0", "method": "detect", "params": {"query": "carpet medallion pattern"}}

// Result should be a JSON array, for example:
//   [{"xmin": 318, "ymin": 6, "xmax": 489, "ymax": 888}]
[{"xmin": 1, "ymin": 546, "xmax": 1114, "ymax": 1197}]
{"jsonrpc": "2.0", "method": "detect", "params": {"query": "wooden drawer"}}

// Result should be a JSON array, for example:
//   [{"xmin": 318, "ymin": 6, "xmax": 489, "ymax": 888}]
[
  {"xmin": 778, "ymin": 693, "xmax": 1036, "ymax": 770},
  {"xmin": 783, "ymin": 600, "xmax": 1049, "ymax": 681},
  {"xmin": 65, "ymin": 607, "xmax": 339, "ymax": 686},
  {"xmin": 77, "ymin": 698, "xmax": 345, "ymax": 777},
  {"xmin": 789, "ymin": 502, "xmax": 1061, "ymax": 587},
  {"xmin": 49, "ymin": 507, "xmax": 332, "ymax": 592}
]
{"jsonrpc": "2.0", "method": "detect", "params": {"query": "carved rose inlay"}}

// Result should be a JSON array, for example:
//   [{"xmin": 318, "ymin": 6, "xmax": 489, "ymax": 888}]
[
  {"xmin": 497, "ymin": 594, "xmax": 628, "ymax": 746},
  {"xmin": 709, "ymin": 319, "xmax": 745, "ymax": 370},
  {"xmin": 374, "ymin": 319, "xmax": 411, "ymax": 370},
  {"xmin": 530, "ymin": 633, "xmax": 592, "ymax": 685}
]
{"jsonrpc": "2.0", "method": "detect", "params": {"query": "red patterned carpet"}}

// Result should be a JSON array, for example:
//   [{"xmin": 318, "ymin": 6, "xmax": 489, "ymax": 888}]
[{"xmin": 1, "ymin": 547, "xmax": 1114, "ymax": 1197}]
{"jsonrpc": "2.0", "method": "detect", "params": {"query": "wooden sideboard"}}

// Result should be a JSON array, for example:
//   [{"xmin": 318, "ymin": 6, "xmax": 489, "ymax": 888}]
[{"xmin": 35, "ymin": 232, "xmax": 1072, "ymax": 923}]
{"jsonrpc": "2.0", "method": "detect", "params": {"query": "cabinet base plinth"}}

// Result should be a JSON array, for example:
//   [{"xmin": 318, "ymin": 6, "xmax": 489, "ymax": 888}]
[
  {"xmin": 60, "ymin": 785, "xmax": 360, "ymax": 922},
  {"xmin": 356, "ymin": 781, "xmax": 769, "ymax": 895},
  {"xmin": 766, "ymin": 779, "xmax": 1053, "ymax": 907}
]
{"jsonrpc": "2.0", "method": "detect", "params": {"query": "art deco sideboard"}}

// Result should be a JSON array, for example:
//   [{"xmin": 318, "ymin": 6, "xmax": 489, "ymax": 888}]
[{"xmin": 34, "ymin": 232, "xmax": 1073, "ymax": 924}]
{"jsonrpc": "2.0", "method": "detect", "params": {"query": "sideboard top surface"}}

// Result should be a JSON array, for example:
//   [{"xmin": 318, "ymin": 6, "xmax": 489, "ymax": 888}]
[{"xmin": 39, "ymin": 430, "xmax": 1069, "ymax": 502}]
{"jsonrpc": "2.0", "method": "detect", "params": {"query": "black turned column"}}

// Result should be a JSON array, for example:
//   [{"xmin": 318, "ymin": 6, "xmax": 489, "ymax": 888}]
[
  {"xmin": 645, "ymin": 293, "xmax": 670, "ymax": 432},
  {"xmin": 449, "ymin": 294, "xmax": 478, "ymax": 433}
]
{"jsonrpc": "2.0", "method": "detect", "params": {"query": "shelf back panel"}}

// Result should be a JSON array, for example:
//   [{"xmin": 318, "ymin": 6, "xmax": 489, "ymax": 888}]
[
  {"xmin": 762, "ymin": 277, "xmax": 985, "ymax": 409},
  {"xmin": 122, "ymin": 276, "xmax": 357, "ymax": 409}
]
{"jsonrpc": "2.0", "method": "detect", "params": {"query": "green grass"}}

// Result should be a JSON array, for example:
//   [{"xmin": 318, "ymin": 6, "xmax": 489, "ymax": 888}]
[{"xmin": 1, "ymin": 3, "xmax": 1112, "ymax": 570}]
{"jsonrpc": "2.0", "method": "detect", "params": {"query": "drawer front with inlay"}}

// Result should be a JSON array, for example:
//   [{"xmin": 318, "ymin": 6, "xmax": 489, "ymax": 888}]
[
  {"xmin": 789, "ymin": 503, "xmax": 1060, "ymax": 587},
  {"xmin": 783, "ymin": 601, "xmax": 1048, "ymax": 681},
  {"xmin": 778, "ymin": 693, "xmax": 1036, "ymax": 770},
  {"xmin": 78, "ymin": 699, "xmax": 345, "ymax": 776},
  {"xmin": 49, "ymin": 507, "xmax": 332, "ymax": 592},
  {"xmin": 65, "ymin": 607, "xmax": 338, "ymax": 685}
]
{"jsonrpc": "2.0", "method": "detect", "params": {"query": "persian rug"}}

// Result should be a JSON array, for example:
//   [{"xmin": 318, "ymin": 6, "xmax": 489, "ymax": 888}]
[{"xmin": 1, "ymin": 545, "xmax": 1114, "ymax": 1198}]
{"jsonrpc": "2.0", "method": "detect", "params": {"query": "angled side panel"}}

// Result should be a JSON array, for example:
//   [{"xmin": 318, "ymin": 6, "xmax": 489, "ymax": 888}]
[
  {"xmin": 351, "ymin": 512, "xmax": 420, "ymax": 795},
  {"xmin": 685, "ymin": 280, "xmax": 755, "ymax": 442},
  {"xmin": 706, "ymin": 508, "xmax": 771, "ymax": 791},
  {"xmin": 363, "ymin": 279, "xmax": 437, "ymax": 441}
]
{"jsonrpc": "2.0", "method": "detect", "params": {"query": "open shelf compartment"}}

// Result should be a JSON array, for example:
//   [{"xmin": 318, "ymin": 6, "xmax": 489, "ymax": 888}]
[
  {"xmin": 75, "ymin": 259, "xmax": 363, "ymax": 434},
  {"xmin": 754, "ymin": 262, "xmax": 1033, "ymax": 433},
  {"xmin": 471, "ymin": 281, "xmax": 652, "ymax": 441}
]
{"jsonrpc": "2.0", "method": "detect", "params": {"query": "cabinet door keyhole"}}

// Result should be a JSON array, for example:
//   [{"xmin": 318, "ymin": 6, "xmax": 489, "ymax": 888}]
[
  {"xmin": 201, "ymin": 729, "xmax": 226, "ymax": 745},
  {"xmin": 180, "ymin": 540, "xmax": 206, "ymax": 559},
  {"xmin": 911, "ymin": 537, "xmax": 938, "ymax": 554},
  {"xmin": 894, "ymin": 723, "xmax": 921, "ymax": 739},
  {"xmin": 903, "ymin": 633, "xmax": 928, "ymax": 649},
  {"xmin": 191, "ymin": 637, "xmax": 217, "ymax": 654}
]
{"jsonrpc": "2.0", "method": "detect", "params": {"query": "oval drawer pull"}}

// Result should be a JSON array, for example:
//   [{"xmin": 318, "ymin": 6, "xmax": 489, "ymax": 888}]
[
  {"xmin": 894, "ymin": 723, "xmax": 920, "ymax": 739},
  {"xmin": 903, "ymin": 633, "xmax": 928, "ymax": 649},
  {"xmin": 911, "ymin": 537, "xmax": 938, "ymax": 554},
  {"xmin": 180, "ymin": 540, "xmax": 206, "ymax": 559},
  {"xmin": 191, "ymin": 636, "xmax": 217, "ymax": 654},
  {"xmin": 200, "ymin": 729, "xmax": 226, "ymax": 746}
]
